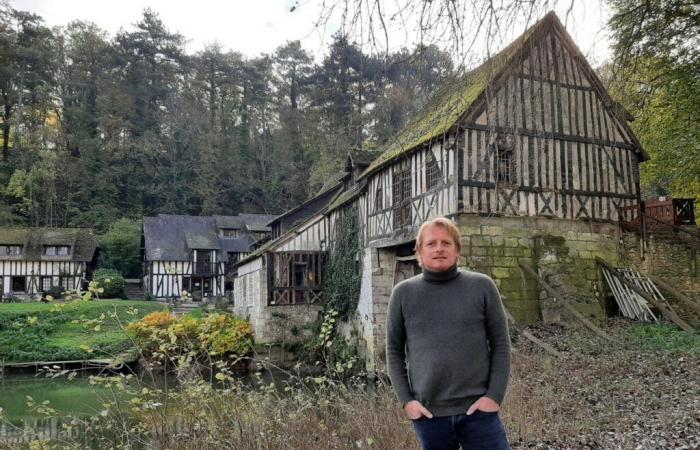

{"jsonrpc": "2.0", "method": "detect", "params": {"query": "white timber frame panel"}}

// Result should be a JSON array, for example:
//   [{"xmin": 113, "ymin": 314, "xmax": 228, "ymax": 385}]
[
  {"xmin": 146, "ymin": 257, "xmax": 225, "ymax": 299},
  {"xmin": 276, "ymin": 213, "xmax": 327, "ymax": 252},
  {"xmin": 365, "ymin": 140, "xmax": 457, "ymax": 243},
  {"xmin": 460, "ymin": 28, "xmax": 640, "ymax": 222},
  {"xmin": 0, "ymin": 260, "xmax": 85, "ymax": 296}
]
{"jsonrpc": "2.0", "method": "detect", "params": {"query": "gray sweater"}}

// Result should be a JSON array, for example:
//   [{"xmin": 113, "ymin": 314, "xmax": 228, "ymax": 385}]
[{"xmin": 386, "ymin": 266, "xmax": 511, "ymax": 417}]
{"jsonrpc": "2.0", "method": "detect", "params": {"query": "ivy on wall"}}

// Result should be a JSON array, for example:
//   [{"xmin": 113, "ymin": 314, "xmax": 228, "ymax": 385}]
[{"xmin": 323, "ymin": 206, "xmax": 362, "ymax": 320}]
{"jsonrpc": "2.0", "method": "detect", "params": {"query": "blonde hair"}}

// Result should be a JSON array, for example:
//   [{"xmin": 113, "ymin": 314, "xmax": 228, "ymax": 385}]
[{"xmin": 415, "ymin": 217, "xmax": 462, "ymax": 254}]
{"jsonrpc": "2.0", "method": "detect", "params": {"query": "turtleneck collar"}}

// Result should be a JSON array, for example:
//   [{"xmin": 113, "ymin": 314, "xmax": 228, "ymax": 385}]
[{"xmin": 421, "ymin": 264, "xmax": 460, "ymax": 283}]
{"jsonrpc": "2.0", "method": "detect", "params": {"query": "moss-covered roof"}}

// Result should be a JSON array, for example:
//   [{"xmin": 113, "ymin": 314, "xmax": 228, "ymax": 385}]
[
  {"xmin": 360, "ymin": 14, "xmax": 547, "ymax": 178},
  {"xmin": 326, "ymin": 185, "xmax": 363, "ymax": 213},
  {"xmin": 0, "ymin": 227, "xmax": 98, "ymax": 261}
]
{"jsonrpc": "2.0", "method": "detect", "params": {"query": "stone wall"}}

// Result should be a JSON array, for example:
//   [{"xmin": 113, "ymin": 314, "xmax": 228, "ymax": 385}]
[
  {"xmin": 621, "ymin": 230, "xmax": 700, "ymax": 296},
  {"xmin": 353, "ymin": 247, "xmax": 395, "ymax": 372},
  {"xmin": 457, "ymin": 214, "xmax": 621, "ymax": 324},
  {"xmin": 353, "ymin": 214, "xmax": 623, "ymax": 371}
]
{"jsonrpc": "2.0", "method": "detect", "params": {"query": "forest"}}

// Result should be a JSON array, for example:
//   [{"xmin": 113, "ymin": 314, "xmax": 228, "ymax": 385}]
[{"xmin": 0, "ymin": 0, "xmax": 698, "ymax": 233}]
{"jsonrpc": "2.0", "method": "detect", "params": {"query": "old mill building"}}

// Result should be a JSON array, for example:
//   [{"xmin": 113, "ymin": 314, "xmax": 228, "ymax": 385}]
[{"xmin": 233, "ymin": 12, "xmax": 654, "ymax": 370}]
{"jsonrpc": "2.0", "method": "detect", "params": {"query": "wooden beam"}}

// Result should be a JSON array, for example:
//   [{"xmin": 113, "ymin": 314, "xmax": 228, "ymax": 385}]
[
  {"xmin": 465, "ymin": 123, "xmax": 635, "ymax": 150},
  {"xmin": 595, "ymin": 257, "xmax": 695, "ymax": 333},
  {"xmin": 518, "ymin": 262, "xmax": 614, "ymax": 341},
  {"xmin": 646, "ymin": 274, "xmax": 700, "ymax": 315},
  {"xmin": 504, "ymin": 308, "xmax": 563, "ymax": 358}
]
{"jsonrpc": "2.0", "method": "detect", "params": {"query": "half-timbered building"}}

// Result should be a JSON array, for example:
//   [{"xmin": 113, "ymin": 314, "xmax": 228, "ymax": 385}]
[
  {"xmin": 0, "ymin": 228, "xmax": 98, "ymax": 299},
  {"xmin": 232, "ymin": 152, "xmax": 379, "ymax": 342},
  {"xmin": 143, "ymin": 214, "xmax": 273, "ymax": 300},
  {"xmin": 233, "ymin": 12, "xmax": 649, "ymax": 369}
]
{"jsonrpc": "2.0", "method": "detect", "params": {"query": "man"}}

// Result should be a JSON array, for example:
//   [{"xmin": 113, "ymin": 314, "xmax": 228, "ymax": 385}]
[{"xmin": 386, "ymin": 217, "xmax": 511, "ymax": 450}]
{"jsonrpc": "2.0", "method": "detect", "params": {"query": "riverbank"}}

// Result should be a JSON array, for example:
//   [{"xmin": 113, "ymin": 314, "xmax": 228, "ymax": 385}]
[
  {"xmin": 0, "ymin": 300, "xmax": 165, "ymax": 365},
  {"xmin": 1, "ymin": 319, "xmax": 697, "ymax": 449}
]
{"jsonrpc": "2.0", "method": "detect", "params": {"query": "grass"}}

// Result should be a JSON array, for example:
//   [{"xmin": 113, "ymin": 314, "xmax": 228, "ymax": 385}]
[
  {"xmin": 0, "ymin": 300, "xmax": 166, "ymax": 363},
  {"xmin": 626, "ymin": 322, "xmax": 700, "ymax": 353}
]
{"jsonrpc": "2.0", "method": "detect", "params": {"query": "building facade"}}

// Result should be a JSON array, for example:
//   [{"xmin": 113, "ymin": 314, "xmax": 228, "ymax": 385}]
[
  {"xmin": 0, "ymin": 228, "xmax": 98, "ymax": 299},
  {"xmin": 233, "ymin": 12, "xmax": 647, "ymax": 370}
]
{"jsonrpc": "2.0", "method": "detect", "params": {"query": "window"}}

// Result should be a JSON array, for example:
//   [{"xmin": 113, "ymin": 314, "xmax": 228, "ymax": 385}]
[
  {"xmin": 0, "ymin": 245, "xmax": 23, "ymax": 255},
  {"xmin": 392, "ymin": 165, "xmax": 411, "ymax": 229},
  {"xmin": 44, "ymin": 246, "xmax": 71, "ymax": 256},
  {"xmin": 426, "ymin": 153, "xmax": 442, "ymax": 190},
  {"xmin": 374, "ymin": 179, "xmax": 384, "ymax": 211},
  {"xmin": 41, "ymin": 276, "xmax": 53, "ymax": 292},
  {"xmin": 60, "ymin": 277, "xmax": 74, "ymax": 290},
  {"xmin": 221, "ymin": 228, "xmax": 239, "ymax": 238},
  {"xmin": 495, "ymin": 134, "xmax": 515, "ymax": 184},
  {"xmin": 11, "ymin": 276, "xmax": 26, "ymax": 292}
]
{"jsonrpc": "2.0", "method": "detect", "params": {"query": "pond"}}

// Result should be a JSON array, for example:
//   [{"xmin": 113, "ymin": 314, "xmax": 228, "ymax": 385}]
[{"xmin": 0, "ymin": 367, "xmax": 296, "ymax": 444}]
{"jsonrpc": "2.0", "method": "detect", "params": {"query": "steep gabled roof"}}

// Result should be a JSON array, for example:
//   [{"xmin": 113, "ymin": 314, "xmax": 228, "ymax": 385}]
[
  {"xmin": 360, "ymin": 11, "xmax": 647, "ymax": 179},
  {"xmin": 239, "ymin": 213, "xmax": 275, "ymax": 232},
  {"xmin": 0, "ymin": 227, "xmax": 98, "ymax": 261}
]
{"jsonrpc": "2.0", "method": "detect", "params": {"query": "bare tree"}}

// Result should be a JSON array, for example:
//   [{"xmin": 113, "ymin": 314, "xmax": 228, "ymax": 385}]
[{"xmin": 300, "ymin": 0, "xmax": 585, "ymax": 69}]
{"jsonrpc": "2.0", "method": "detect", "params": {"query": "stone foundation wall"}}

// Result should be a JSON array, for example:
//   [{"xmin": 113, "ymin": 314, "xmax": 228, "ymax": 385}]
[
  {"xmin": 621, "ymin": 231, "xmax": 700, "ymax": 296},
  {"xmin": 457, "ymin": 214, "xmax": 621, "ymax": 324},
  {"xmin": 353, "ymin": 247, "xmax": 395, "ymax": 372}
]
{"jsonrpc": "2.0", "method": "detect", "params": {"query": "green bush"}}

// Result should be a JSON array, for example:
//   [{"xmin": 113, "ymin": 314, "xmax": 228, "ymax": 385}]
[{"xmin": 93, "ymin": 269, "xmax": 126, "ymax": 298}]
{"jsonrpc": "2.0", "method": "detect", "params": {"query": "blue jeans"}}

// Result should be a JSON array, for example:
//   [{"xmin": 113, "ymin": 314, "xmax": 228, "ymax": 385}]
[{"xmin": 412, "ymin": 412, "xmax": 509, "ymax": 450}]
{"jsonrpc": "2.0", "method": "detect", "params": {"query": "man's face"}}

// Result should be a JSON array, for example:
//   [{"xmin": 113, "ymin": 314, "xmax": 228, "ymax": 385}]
[{"xmin": 416, "ymin": 225, "xmax": 460, "ymax": 272}]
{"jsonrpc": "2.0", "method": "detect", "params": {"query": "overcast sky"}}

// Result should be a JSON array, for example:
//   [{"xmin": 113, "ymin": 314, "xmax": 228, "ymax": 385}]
[{"xmin": 11, "ymin": 0, "xmax": 613, "ymax": 65}]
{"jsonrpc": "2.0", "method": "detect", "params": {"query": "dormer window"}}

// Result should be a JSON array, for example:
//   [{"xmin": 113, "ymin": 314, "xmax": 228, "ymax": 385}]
[
  {"xmin": 44, "ymin": 245, "xmax": 71, "ymax": 256},
  {"xmin": 0, "ymin": 245, "xmax": 23, "ymax": 255},
  {"xmin": 221, "ymin": 228, "xmax": 239, "ymax": 238}
]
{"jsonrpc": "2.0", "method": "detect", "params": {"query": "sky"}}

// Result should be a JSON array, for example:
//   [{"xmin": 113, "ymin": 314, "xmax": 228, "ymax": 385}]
[{"xmin": 10, "ymin": 0, "xmax": 614, "ymax": 66}]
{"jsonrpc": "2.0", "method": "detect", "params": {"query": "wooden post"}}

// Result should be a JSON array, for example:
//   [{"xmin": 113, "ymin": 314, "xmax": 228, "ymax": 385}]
[
  {"xmin": 595, "ymin": 258, "xmax": 696, "ymax": 333},
  {"xmin": 518, "ymin": 263, "xmax": 614, "ymax": 342}
]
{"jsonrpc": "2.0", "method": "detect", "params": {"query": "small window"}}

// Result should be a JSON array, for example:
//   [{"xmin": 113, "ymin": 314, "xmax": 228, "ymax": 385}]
[
  {"xmin": 375, "ymin": 185, "xmax": 383, "ymax": 211},
  {"xmin": 495, "ymin": 135, "xmax": 515, "ymax": 184},
  {"xmin": 0, "ymin": 245, "xmax": 23, "ymax": 255},
  {"xmin": 60, "ymin": 277, "xmax": 74, "ymax": 290},
  {"xmin": 41, "ymin": 276, "xmax": 53, "ymax": 292},
  {"xmin": 392, "ymin": 166, "xmax": 411, "ymax": 228},
  {"xmin": 221, "ymin": 228, "xmax": 239, "ymax": 238},
  {"xmin": 44, "ymin": 246, "xmax": 71, "ymax": 256},
  {"xmin": 426, "ymin": 153, "xmax": 442, "ymax": 190}
]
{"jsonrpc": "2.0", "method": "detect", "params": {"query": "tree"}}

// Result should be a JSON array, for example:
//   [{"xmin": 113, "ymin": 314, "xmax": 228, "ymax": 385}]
[
  {"xmin": 607, "ymin": 0, "xmax": 700, "ymax": 213},
  {"xmin": 0, "ymin": 6, "xmax": 54, "ymax": 161},
  {"xmin": 98, "ymin": 218, "xmax": 142, "ymax": 278}
]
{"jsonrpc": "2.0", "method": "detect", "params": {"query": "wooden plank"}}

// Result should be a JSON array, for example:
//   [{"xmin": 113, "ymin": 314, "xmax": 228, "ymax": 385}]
[
  {"xmin": 595, "ymin": 258, "xmax": 695, "ymax": 333},
  {"xmin": 519, "ymin": 263, "xmax": 614, "ymax": 341},
  {"xmin": 645, "ymin": 274, "xmax": 700, "ymax": 315}
]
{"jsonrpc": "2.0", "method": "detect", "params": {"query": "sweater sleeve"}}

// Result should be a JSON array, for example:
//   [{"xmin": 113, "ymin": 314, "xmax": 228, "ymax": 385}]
[
  {"xmin": 482, "ymin": 277, "xmax": 511, "ymax": 405},
  {"xmin": 385, "ymin": 286, "xmax": 414, "ymax": 406}
]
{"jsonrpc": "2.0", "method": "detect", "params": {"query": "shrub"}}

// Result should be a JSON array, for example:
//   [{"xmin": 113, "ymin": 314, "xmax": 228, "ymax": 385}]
[
  {"xmin": 93, "ymin": 268, "xmax": 126, "ymax": 298},
  {"xmin": 127, "ymin": 311, "xmax": 254, "ymax": 359}
]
